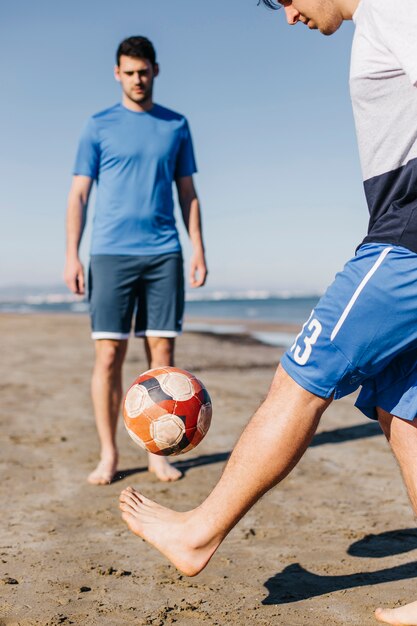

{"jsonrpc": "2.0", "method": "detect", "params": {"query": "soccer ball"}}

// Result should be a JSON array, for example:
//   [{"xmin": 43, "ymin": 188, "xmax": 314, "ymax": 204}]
[{"xmin": 123, "ymin": 366, "xmax": 212, "ymax": 456}]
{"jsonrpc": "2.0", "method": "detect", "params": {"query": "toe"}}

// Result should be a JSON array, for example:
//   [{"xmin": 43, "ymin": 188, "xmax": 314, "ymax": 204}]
[
  {"xmin": 88, "ymin": 473, "xmax": 112, "ymax": 485},
  {"xmin": 121, "ymin": 492, "xmax": 141, "ymax": 510},
  {"xmin": 119, "ymin": 500, "xmax": 136, "ymax": 514},
  {"xmin": 167, "ymin": 468, "xmax": 183, "ymax": 482}
]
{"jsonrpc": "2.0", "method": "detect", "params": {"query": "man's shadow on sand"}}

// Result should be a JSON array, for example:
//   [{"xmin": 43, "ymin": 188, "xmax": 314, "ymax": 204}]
[
  {"xmin": 263, "ymin": 529, "xmax": 417, "ymax": 605},
  {"xmin": 113, "ymin": 451, "xmax": 231, "ymax": 482},
  {"xmin": 114, "ymin": 421, "xmax": 382, "ymax": 482}
]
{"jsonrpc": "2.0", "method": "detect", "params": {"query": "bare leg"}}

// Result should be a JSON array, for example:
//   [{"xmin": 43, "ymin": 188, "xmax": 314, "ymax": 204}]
[
  {"xmin": 144, "ymin": 336, "xmax": 182, "ymax": 482},
  {"xmin": 119, "ymin": 365, "xmax": 330, "ymax": 575},
  {"xmin": 375, "ymin": 409, "xmax": 417, "ymax": 626},
  {"xmin": 88, "ymin": 339, "xmax": 128, "ymax": 485}
]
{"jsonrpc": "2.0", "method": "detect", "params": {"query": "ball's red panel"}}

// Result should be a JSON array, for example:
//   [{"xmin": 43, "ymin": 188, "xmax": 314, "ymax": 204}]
[
  {"xmin": 124, "ymin": 413, "xmax": 152, "ymax": 443},
  {"xmin": 175, "ymin": 395, "xmax": 202, "ymax": 429},
  {"xmin": 188, "ymin": 427, "xmax": 204, "ymax": 449},
  {"xmin": 125, "ymin": 425, "xmax": 148, "ymax": 450}
]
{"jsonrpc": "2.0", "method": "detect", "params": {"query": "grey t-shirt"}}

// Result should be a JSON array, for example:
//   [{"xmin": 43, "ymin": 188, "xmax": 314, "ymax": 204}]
[{"xmin": 350, "ymin": 0, "xmax": 417, "ymax": 252}]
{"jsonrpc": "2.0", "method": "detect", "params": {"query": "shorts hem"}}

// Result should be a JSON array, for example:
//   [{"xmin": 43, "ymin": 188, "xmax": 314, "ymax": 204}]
[
  {"xmin": 135, "ymin": 330, "xmax": 181, "ymax": 338},
  {"xmin": 280, "ymin": 359, "xmax": 333, "ymax": 399},
  {"xmin": 90, "ymin": 248, "xmax": 182, "ymax": 257},
  {"xmin": 92, "ymin": 331, "xmax": 130, "ymax": 340},
  {"xmin": 355, "ymin": 397, "xmax": 417, "ymax": 423}
]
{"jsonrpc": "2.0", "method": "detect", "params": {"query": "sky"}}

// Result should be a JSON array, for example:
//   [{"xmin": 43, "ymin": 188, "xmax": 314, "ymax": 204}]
[{"xmin": 0, "ymin": 0, "xmax": 368, "ymax": 295}]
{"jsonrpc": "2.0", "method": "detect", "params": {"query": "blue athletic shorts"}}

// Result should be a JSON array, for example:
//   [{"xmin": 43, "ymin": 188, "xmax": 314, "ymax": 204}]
[
  {"xmin": 280, "ymin": 243, "xmax": 417, "ymax": 421},
  {"xmin": 88, "ymin": 253, "xmax": 184, "ymax": 340}
]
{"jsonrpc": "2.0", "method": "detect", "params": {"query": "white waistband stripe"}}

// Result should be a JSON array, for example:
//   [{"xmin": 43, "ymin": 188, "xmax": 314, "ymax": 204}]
[{"xmin": 330, "ymin": 246, "xmax": 393, "ymax": 342}]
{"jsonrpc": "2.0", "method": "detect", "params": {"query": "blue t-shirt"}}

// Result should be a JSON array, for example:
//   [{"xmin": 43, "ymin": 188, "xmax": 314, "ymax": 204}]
[{"xmin": 73, "ymin": 103, "xmax": 197, "ymax": 255}]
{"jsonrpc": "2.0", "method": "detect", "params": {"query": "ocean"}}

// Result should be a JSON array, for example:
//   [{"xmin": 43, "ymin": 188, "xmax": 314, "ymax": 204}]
[{"xmin": 0, "ymin": 291, "xmax": 320, "ymax": 348}]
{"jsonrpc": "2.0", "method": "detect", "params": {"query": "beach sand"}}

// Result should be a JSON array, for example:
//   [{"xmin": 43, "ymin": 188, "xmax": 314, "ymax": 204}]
[{"xmin": 1, "ymin": 313, "xmax": 417, "ymax": 626}]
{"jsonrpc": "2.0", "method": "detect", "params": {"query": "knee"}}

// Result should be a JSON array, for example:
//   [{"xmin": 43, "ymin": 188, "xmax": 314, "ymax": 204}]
[
  {"xmin": 147, "ymin": 338, "xmax": 175, "ymax": 367},
  {"xmin": 95, "ymin": 340, "xmax": 126, "ymax": 373}
]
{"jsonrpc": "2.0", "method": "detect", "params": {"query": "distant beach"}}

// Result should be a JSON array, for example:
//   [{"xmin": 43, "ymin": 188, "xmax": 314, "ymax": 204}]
[{"xmin": 0, "ymin": 289, "xmax": 319, "ymax": 348}]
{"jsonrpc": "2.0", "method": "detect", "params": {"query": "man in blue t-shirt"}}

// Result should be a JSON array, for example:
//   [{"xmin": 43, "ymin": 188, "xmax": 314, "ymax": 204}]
[{"xmin": 64, "ymin": 36, "xmax": 207, "ymax": 485}]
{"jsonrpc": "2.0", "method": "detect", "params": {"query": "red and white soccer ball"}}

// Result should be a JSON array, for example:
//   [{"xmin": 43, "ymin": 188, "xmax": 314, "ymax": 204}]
[{"xmin": 123, "ymin": 366, "xmax": 212, "ymax": 456}]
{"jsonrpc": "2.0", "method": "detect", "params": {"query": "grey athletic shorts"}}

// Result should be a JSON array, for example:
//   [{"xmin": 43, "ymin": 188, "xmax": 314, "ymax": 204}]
[{"xmin": 88, "ymin": 253, "xmax": 184, "ymax": 340}]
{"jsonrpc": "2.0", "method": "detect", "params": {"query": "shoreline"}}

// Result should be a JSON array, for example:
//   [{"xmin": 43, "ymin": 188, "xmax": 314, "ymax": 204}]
[
  {"xmin": 0, "ymin": 311, "xmax": 301, "ymax": 345},
  {"xmin": 1, "ymin": 311, "xmax": 300, "ymax": 348},
  {"xmin": 0, "ymin": 311, "xmax": 300, "ymax": 330}
]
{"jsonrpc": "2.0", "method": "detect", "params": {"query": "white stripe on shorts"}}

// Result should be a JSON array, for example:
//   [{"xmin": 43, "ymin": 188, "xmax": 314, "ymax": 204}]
[
  {"xmin": 91, "ymin": 331, "xmax": 131, "ymax": 340},
  {"xmin": 135, "ymin": 330, "xmax": 180, "ymax": 338},
  {"xmin": 330, "ymin": 246, "xmax": 393, "ymax": 342}
]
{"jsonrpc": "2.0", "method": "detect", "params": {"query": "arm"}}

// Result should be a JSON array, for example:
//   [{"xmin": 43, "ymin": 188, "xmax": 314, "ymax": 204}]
[
  {"xmin": 64, "ymin": 175, "xmax": 93, "ymax": 295},
  {"xmin": 176, "ymin": 175, "xmax": 208, "ymax": 288}
]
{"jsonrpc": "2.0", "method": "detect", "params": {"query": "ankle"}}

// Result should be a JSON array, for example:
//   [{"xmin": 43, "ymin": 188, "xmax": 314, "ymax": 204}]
[
  {"xmin": 181, "ymin": 509, "xmax": 222, "ymax": 552},
  {"xmin": 100, "ymin": 447, "xmax": 118, "ymax": 462},
  {"xmin": 148, "ymin": 454, "xmax": 168, "ymax": 465}
]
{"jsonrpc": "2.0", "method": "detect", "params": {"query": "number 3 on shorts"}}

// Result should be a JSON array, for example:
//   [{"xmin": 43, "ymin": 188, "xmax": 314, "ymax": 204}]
[{"xmin": 291, "ymin": 316, "xmax": 323, "ymax": 366}]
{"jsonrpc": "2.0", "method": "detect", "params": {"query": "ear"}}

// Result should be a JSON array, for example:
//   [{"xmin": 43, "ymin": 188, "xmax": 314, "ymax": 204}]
[
  {"xmin": 153, "ymin": 63, "xmax": 160, "ymax": 78},
  {"xmin": 114, "ymin": 65, "xmax": 121, "ymax": 82}
]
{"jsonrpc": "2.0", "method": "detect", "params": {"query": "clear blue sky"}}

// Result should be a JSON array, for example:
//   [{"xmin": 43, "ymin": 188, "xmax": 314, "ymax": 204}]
[{"xmin": 1, "ymin": 0, "xmax": 367, "ymax": 294}]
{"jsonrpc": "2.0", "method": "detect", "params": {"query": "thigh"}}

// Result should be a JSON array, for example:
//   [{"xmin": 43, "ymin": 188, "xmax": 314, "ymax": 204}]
[
  {"xmin": 281, "ymin": 243, "xmax": 417, "ymax": 400},
  {"xmin": 378, "ymin": 407, "xmax": 417, "ymax": 513},
  {"xmin": 89, "ymin": 255, "xmax": 139, "ymax": 339},
  {"xmin": 134, "ymin": 253, "xmax": 184, "ymax": 338}
]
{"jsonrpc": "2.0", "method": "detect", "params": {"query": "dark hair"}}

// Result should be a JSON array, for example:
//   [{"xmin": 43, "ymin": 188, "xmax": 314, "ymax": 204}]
[
  {"xmin": 116, "ymin": 36, "xmax": 157, "ymax": 66},
  {"xmin": 258, "ymin": 0, "xmax": 280, "ymax": 8}
]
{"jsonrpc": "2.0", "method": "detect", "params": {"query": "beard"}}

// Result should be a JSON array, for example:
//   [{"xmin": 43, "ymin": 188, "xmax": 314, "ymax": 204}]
[
  {"xmin": 316, "ymin": 0, "xmax": 343, "ymax": 35},
  {"xmin": 126, "ymin": 81, "xmax": 153, "ymax": 105},
  {"xmin": 130, "ymin": 90, "xmax": 151, "ymax": 104}
]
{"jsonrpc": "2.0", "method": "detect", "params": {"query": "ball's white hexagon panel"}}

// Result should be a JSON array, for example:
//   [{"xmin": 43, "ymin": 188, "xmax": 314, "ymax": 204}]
[
  {"xmin": 125, "ymin": 384, "xmax": 154, "ymax": 418},
  {"xmin": 151, "ymin": 414, "xmax": 185, "ymax": 448},
  {"xmin": 159, "ymin": 372, "xmax": 194, "ymax": 401}
]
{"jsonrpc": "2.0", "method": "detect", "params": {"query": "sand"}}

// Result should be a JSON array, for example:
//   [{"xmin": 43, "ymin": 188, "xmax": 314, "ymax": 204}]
[{"xmin": 1, "ymin": 313, "xmax": 417, "ymax": 626}]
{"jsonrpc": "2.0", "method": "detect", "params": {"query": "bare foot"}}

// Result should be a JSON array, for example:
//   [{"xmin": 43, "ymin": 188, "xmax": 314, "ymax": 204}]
[
  {"xmin": 375, "ymin": 601, "xmax": 417, "ymax": 625},
  {"xmin": 119, "ymin": 486, "xmax": 219, "ymax": 576},
  {"xmin": 148, "ymin": 454, "xmax": 183, "ymax": 482},
  {"xmin": 88, "ymin": 453, "xmax": 118, "ymax": 485}
]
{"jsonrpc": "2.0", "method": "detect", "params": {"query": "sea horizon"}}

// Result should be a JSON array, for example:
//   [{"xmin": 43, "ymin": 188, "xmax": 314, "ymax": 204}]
[{"xmin": 0, "ymin": 286, "xmax": 318, "ymax": 348}]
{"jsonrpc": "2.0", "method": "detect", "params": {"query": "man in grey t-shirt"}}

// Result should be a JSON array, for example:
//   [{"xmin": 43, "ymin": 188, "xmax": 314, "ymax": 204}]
[{"xmin": 119, "ymin": 2, "xmax": 417, "ymax": 623}]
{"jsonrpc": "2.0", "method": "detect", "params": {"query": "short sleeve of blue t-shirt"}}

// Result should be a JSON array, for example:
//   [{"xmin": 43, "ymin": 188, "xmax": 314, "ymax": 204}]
[
  {"xmin": 175, "ymin": 120, "xmax": 197, "ymax": 179},
  {"xmin": 74, "ymin": 118, "xmax": 100, "ymax": 180},
  {"xmin": 72, "ymin": 103, "xmax": 197, "ymax": 256}
]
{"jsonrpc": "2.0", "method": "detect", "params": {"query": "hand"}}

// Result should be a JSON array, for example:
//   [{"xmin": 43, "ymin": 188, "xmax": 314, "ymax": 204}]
[
  {"xmin": 189, "ymin": 250, "xmax": 208, "ymax": 288},
  {"xmin": 64, "ymin": 256, "xmax": 85, "ymax": 295}
]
